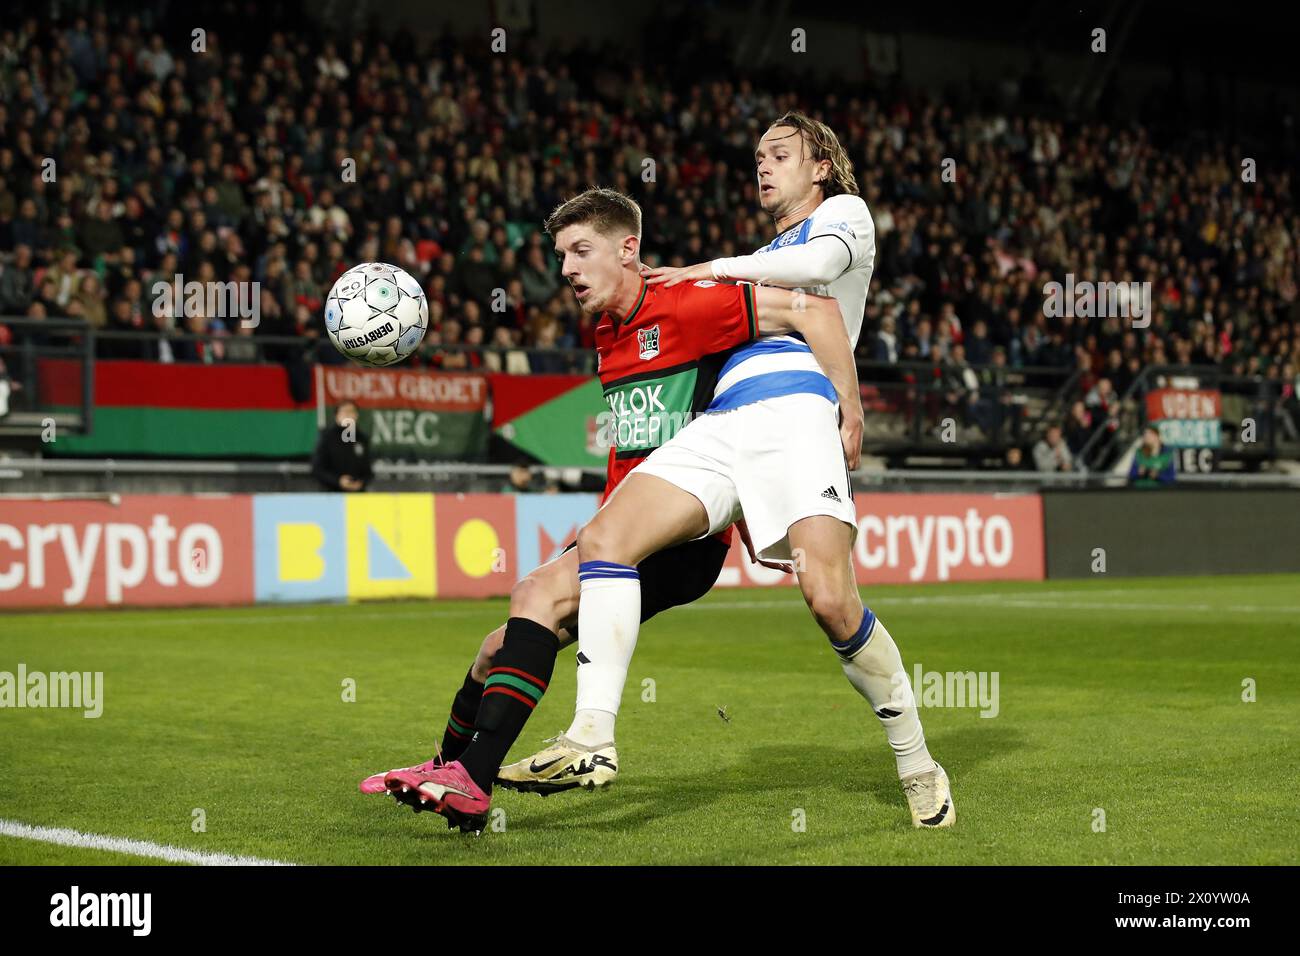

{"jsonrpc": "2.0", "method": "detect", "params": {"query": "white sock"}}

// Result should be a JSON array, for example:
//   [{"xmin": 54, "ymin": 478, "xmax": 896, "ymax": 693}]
[
  {"xmin": 567, "ymin": 561, "xmax": 640, "ymax": 747},
  {"xmin": 832, "ymin": 608, "xmax": 936, "ymax": 779},
  {"xmin": 567, "ymin": 708, "xmax": 616, "ymax": 747}
]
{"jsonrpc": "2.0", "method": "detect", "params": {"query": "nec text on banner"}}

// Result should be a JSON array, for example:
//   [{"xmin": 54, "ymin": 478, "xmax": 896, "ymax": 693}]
[{"xmin": 317, "ymin": 366, "xmax": 489, "ymax": 461}]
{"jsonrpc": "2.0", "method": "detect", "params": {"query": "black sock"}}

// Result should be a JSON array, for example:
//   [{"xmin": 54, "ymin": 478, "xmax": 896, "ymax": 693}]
[
  {"xmin": 439, "ymin": 668, "xmax": 483, "ymax": 762},
  {"xmin": 457, "ymin": 617, "xmax": 559, "ymax": 792}
]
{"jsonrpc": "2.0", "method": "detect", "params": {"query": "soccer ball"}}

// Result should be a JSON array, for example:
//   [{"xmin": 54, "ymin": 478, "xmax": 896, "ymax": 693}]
[{"xmin": 324, "ymin": 262, "xmax": 428, "ymax": 367}]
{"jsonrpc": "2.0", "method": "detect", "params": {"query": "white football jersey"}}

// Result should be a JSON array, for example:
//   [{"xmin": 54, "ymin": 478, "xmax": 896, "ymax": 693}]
[
  {"xmin": 754, "ymin": 193, "xmax": 876, "ymax": 346},
  {"xmin": 709, "ymin": 194, "xmax": 876, "ymax": 411}
]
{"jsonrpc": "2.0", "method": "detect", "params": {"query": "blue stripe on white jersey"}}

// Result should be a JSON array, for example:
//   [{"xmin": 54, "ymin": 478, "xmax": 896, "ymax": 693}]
[
  {"xmin": 708, "ymin": 369, "xmax": 836, "ymax": 411},
  {"xmin": 716, "ymin": 335, "xmax": 812, "ymax": 380},
  {"xmin": 708, "ymin": 218, "xmax": 834, "ymax": 412}
]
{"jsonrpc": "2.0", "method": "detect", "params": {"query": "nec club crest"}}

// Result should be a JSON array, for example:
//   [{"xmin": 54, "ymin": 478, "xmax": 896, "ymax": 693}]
[{"xmin": 637, "ymin": 324, "xmax": 661, "ymax": 360}]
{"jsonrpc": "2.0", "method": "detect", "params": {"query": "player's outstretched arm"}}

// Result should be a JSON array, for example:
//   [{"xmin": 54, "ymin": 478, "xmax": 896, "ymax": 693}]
[
  {"xmin": 643, "ymin": 237, "xmax": 850, "ymax": 289},
  {"xmin": 753, "ymin": 286, "xmax": 863, "ymax": 468}
]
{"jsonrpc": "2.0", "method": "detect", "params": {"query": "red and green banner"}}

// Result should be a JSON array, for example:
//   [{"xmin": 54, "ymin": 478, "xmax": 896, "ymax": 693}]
[
  {"xmin": 42, "ymin": 359, "xmax": 317, "ymax": 458},
  {"xmin": 1146, "ymin": 388, "xmax": 1221, "ymax": 448},
  {"xmin": 490, "ymin": 373, "xmax": 606, "ymax": 466},
  {"xmin": 37, "ymin": 361, "xmax": 609, "ymax": 463},
  {"xmin": 316, "ymin": 366, "xmax": 488, "ymax": 461}
]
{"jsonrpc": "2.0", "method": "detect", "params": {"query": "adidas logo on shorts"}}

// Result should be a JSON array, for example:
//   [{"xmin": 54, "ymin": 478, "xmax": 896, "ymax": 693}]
[{"xmin": 820, "ymin": 486, "xmax": 841, "ymax": 502}]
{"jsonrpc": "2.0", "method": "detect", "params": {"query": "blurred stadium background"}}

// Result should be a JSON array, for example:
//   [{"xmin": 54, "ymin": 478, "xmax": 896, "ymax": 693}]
[{"xmin": 1, "ymin": 0, "xmax": 1298, "ymax": 607}]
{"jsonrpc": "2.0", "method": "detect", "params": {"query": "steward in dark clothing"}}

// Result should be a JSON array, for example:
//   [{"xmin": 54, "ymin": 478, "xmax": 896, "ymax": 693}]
[{"xmin": 312, "ymin": 405, "xmax": 374, "ymax": 492}]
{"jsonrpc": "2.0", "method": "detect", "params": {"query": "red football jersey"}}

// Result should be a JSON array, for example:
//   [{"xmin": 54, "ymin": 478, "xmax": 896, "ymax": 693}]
[{"xmin": 595, "ymin": 277, "xmax": 757, "ymax": 502}]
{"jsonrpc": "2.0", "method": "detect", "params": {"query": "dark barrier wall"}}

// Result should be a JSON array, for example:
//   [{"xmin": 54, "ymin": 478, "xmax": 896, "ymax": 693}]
[{"xmin": 1043, "ymin": 490, "xmax": 1300, "ymax": 578}]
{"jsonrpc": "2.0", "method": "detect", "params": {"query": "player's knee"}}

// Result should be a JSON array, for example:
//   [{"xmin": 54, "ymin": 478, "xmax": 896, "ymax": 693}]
[
  {"xmin": 509, "ymin": 565, "xmax": 573, "ymax": 629},
  {"xmin": 509, "ymin": 572, "xmax": 549, "ymax": 621},
  {"xmin": 801, "ymin": 582, "xmax": 859, "ymax": 639},
  {"xmin": 576, "ymin": 518, "xmax": 620, "ymax": 563}
]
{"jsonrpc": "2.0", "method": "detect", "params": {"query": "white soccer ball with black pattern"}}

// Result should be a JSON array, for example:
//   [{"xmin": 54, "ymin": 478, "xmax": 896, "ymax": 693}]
[{"xmin": 324, "ymin": 262, "xmax": 428, "ymax": 367}]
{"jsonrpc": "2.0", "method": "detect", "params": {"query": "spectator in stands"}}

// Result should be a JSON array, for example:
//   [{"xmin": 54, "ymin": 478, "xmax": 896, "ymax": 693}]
[
  {"xmin": 77, "ymin": 202, "xmax": 124, "ymax": 263},
  {"xmin": 1063, "ymin": 400, "xmax": 1094, "ymax": 457},
  {"xmin": 1033, "ymin": 424, "xmax": 1074, "ymax": 473},
  {"xmin": 439, "ymin": 319, "xmax": 469, "ymax": 370},
  {"xmin": 1275, "ymin": 361, "xmax": 1300, "ymax": 436},
  {"xmin": 973, "ymin": 347, "xmax": 1016, "ymax": 438},
  {"xmin": 484, "ymin": 325, "xmax": 530, "ymax": 374},
  {"xmin": 20, "ymin": 300, "xmax": 53, "ymax": 348},
  {"xmin": 0, "ymin": 357, "xmax": 20, "ymax": 418},
  {"xmin": 940, "ymin": 343, "xmax": 980, "ymax": 431},
  {"xmin": 312, "ymin": 400, "xmax": 374, "ymax": 493},
  {"xmin": 520, "ymin": 245, "xmax": 559, "ymax": 305},
  {"xmin": 965, "ymin": 319, "xmax": 993, "ymax": 366},
  {"xmin": 462, "ymin": 324, "xmax": 487, "ymax": 368},
  {"xmin": 9, "ymin": 199, "xmax": 45, "ymax": 254},
  {"xmin": 174, "ymin": 312, "xmax": 215, "ymax": 363},
  {"xmin": 1083, "ymin": 376, "xmax": 1121, "ymax": 466},
  {"xmin": 528, "ymin": 316, "xmax": 569, "ymax": 374},
  {"xmin": 102, "ymin": 298, "xmax": 147, "ymax": 358},
  {"xmin": 872, "ymin": 315, "xmax": 898, "ymax": 363},
  {"xmin": 72, "ymin": 274, "xmax": 107, "ymax": 329},
  {"xmin": 144, "ymin": 307, "xmax": 180, "ymax": 363},
  {"xmin": 505, "ymin": 461, "xmax": 544, "ymax": 493},
  {"xmin": 225, "ymin": 323, "xmax": 260, "ymax": 363},
  {"xmin": 0, "ymin": 245, "xmax": 35, "ymax": 315},
  {"xmin": 45, "ymin": 249, "xmax": 81, "ymax": 310},
  {"xmin": 1128, "ymin": 426, "xmax": 1175, "ymax": 487}
]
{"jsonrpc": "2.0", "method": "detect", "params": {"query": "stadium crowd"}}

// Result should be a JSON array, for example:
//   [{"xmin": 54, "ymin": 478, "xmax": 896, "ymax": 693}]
[{"xmin": 0, "ymin": 5, "xmax": 1298, "ymax": 450}]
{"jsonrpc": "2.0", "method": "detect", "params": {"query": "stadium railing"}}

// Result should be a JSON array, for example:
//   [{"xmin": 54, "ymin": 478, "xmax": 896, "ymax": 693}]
[
  {"xmin": 855, "ymin": 359, "xmax": 1081, "ymax": 463},
  {"xmin": 0, "ymin": 317, "xmax": 94, "ymax": 437},
  {"xmin": 6, "ymin": 320, "xmax": 1295, "ymax": 474},
  {"xmin": 87, "ymin": 329, "xmax": 600, "ymax": 375},
  {"xmin": 3, "ymin": 455, "xmax": 1297, "ymax": 498}
]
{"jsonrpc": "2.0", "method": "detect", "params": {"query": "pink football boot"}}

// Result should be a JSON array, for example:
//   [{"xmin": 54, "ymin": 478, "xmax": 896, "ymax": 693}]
[
  {"xmin": 384, "ymin": 760, "xmax": 490, "ymax": 833},
  {"xmin": 358, "ymin": 756, "xmax": 441, "ymax": 795}
]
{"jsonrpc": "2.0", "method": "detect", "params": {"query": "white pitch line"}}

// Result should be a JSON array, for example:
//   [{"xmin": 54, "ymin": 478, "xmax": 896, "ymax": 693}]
[
  {"xmin": 685, "ymin": 595, "xmax": 1300, "ymax": 614},
  {"xmin": 0, "ymin": 819, "xmax": 295, "ymax": 866},
  {"xmin": 12, "ymin": 589, "xmax": 1300, "ymax": 628},
  {"xmin": 989, "ymin": 599, "xmax": 1300, "ymax": 614}
]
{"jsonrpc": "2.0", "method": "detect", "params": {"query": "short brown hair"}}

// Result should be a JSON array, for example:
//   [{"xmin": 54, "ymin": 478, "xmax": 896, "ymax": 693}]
[
  {"xmin": 767, "ymin": 111, "xmax": 858, "ymax": 198},
  {"xmin": 544, "ymin": 188, "xmax": 642, "ymax": 240}
]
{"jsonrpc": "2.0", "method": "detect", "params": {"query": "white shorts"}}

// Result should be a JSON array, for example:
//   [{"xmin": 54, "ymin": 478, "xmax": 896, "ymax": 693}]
[{"xmin": 632, "ymin": 392, "xmax": 858, "ymax": 561}]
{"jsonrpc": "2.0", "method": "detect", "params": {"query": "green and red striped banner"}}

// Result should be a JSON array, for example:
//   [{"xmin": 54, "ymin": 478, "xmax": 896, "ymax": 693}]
[{"xmin": 42, "ymin": 359, "xmax": 317, "ymax": 458}]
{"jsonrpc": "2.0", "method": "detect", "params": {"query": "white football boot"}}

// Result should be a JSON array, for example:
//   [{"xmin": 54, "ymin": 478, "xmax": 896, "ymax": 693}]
[
  {"xmin": 902, "ymin": 762, "xmax": 956, "ymax": 828},
  {"xmin": 496, "ymin": 734, "xmax": 618, "ymax": 795}
]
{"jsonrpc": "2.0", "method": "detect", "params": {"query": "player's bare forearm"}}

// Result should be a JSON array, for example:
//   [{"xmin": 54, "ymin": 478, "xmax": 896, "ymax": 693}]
[
  {"xmin": 753, "ymin": 287, "xmax": 863, "ymax": 467},
  {"xmin": 801, "ymin": 310, "xmax": 863, "ymax": 468},
  {"xmin": 803, "ymin": 309, "xmax": 858, "ymax": 408}
]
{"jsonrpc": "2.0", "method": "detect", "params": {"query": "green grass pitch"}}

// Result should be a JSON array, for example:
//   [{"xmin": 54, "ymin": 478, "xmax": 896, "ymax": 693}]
[{"xmin": 1, "ymin": 575, "xmax": 1297, "ymax": 865}]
